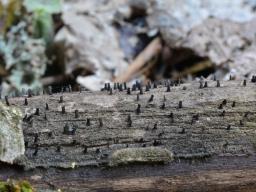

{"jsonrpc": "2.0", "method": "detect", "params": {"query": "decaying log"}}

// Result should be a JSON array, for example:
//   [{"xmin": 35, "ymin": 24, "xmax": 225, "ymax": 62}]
[{"xmin": 1, "ymin": 80, "xmax": 256, "ymax": 191}]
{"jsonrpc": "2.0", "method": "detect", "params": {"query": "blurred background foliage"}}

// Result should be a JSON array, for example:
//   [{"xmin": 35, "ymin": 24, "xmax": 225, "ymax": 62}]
[
  {"xmin": 1, "ymin": 0, "xmax": 256, "ymax": 95},
  {"xmin": 0, "ymin": 0, "xmax": 61, "ymax": 95}
]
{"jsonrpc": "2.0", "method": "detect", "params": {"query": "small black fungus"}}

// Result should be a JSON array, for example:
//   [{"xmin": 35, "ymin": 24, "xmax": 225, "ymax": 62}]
[
  {"xmin": 86, "ymin": 118, "xmax": 91, "ymax": 126},
  {"xmin": 35, "ymin": 108, "xmax": 40, "ymax": 116},
  {"xmin": 148, "ymin": 95, "xmax": 154, "ymax": 103},
  {"xmin": 160, "ymin": 102, "xmax": 165, "ymax": 110},
  {"xmin": 5, "ymin": 96, "xmax": 9, "ymax": 106},
  {"xmin": 75, "ymin": 110, "xmax": 79, "ymax": 118},
  {"xmin": 136, "ymin": 104, "xmax": 141, "ymax": 114},
  {"xmin": 62, "ymin": 106, "xmax": 65, "ymax": 114},
  {"xmin": 59, "ymin": 96, "xmax": 64, "ymax": 103},
  {"xmin": 217, "ymin": 80, "xmax": 220, "ymax": 87},
  {"xmin": 127, "ymin": 88, "xmax": 131, "ymax": 95},
  {"xmin": 178, "ymin": 101, "xmax": 182, "ymax": 108},
  {"xmin": 24, "ymin": 98, "xmax": 28, "ymax": 106},
  {"xmin": 243, "ymin": 79, "xmax": 246, "ymax": 86}
]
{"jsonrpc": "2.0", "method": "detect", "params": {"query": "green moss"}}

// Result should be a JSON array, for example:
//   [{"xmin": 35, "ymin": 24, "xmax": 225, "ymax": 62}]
[
  {"xmin": 0, "ymin": 180, "xmax": 34, "ymax": 192},
  {"xmin": 109, "ymin": 147, "xmax": 173, "ymax": 167}
]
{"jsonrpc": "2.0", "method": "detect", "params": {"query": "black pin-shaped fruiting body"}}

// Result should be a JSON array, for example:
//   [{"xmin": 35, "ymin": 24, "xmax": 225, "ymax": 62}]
[
  {"xmin": 222, "ymin": 99, "xmax": 227, "ymax": 106},
  {"xmin": 243, "ymin": 79, "xmax": 247, "ymax": 86},
  {"xmin": 227, "ymin": 125, "xmax": 231, "ymax": 130},
  {"xmin": 244, "ymin": 112, "xmax": 249, "ymax": 118},
  {"xmin": 169, "ymin": 112, "xmax": 174, "ymax": 123},
  {"xmin": 63, "ymin": 123, "xmax": 76, "ymax": 135},
  {"xmin": 23, "ymin": 114, "xmax": 28, "ymax": 122},
  {"xmin": 99, "ymin": 118, "xmax": 103, "ymax": 127},
  {"xmin": 153, "ymin": 140, "xmax": 161, "ymax": 146},
  {"xmin": 153, "ymin": 123, "xmax": 157, "ymax": 130},
  {"xmin": 220, "ymin": 110, "xmax": 226, "ymax": 117},
  {"xmin": 34, "ymin": 134, "xmax": 39, "ymax": 143},
  {"xmin": 44, "ymin": 113, "xmax": 47, "ymax": 120},
  {"xmin": 59, "ymin": 96, "xmax": 64, "ymax": 103},
  {"xmin": 217, "ymin": 80, "xmax": 220, "ymax": 87},
  {"xmin": 72, "ymin": 139, "xmax": 77, "ymax": 145},
  {"xmin": 124, "ymin": 82, "xmax": 127, "ymax": 90},
  {"xmin": 127, "ymin": 88, "xmax": 131, "ymax": 95},
  {"xmin": 45, "ymin": 103, "xmax": 49, "ymax": 110},
  {"xmin": 75, "ymin": 110, "xmax": 79, "ymax": 118},
  {"xmin": 48, "ymin": 131, "xmax": 52, "ymax": 138},
  {"xmin": 145, "ymin": 85, "xmax": 150, "ymax": 92},
  {"xmin": 251, "ymin": 75, "xmax": 256, "ymax": 83},
  {"xmin": 25, "ymin": 141, "xmax": 28, "ymax": 148},
  {"xmin": 56, "ymin": 146, "xmax": 61, "ymax": 152},
  {"xmin": 107, "ymin": 83, "xmax": 111, "ymax": 91},
  {"xmin": 24, "ymin": 98, "xmax": 28, "ymax": 106},
  {"xmin": 166, "ymin": 84, "xmax": 171, "ymax": 92},
  {"xmin": 62, "ymin": 106, "xmax": 65, "ymax": 114},
  {"xmin": 83, "ymin": 146, "xmax": 88, "ymax": 154},
  {"xmin": 240, "ymin": 120, "xmax": 244, "ymax": 126},
  {"xmin": 35, "ymin": 108, "xmax": 40, "ymax": 116},
  {"xmin": 160, "ymin": 102, "xmax": 165, "ymax": 110},
  {"xmin": 136, "ymin": 104, "xmax": 141, "ymax": 114},
  {"xmin": 158, "ymin": 132, "xmax": 164, "ymax": 137},
  {"xmin": 153, "ymin": 82, "xmax": 157, "ymax": 89},
  {"xmin": 33, "ymin": 148, "xmax": 38, "ymax": 156},
  {"xmin": 191, "ymin": 114, "xmax": 199, "ymax": 124},
  {"xmin": 178, "ymin": 101, "xmax": 182, "ymax": 108},
  {"xmin": 86, "ymin": 118, "xmax": 91, "ymax": 126},
  {"xmin": 199, "ymin": 82, "xmax": 203, "ymax": 89},
  {"xmin": 136, "ymin": 94, "xmax": 140, "ymax": 101},
  {"xmin": 148, "ymin": 95, "xmax": 154, "ymax": 103},
  {"xmin": 232, "ymin": 101, "xmax": 236, "ymax": 107},
  {"xmin": 96, "ymin": 148, "xmax": 100, "ymax": 154},
  {"xmin": 127, "ymin": 114, "xmax": 132, "ymax": 127},
  {"xmin": 5, "ymin": 96, "xmax": 9, "ymax": 106},
  {"xmin": 204, "ymin": 82, "xmax": 208, "ymax": 88},
  {"xmin": 139, "ymin": 88, "xmax": 143, "ymax": 95},
  {"xmin": 114, "ymin": 83, "xmax": 117, "ymax": 90},
  {"xmin": 119, "ymin": 84, "xmax": 123, "ymax": 92},
  {"xmin": 179, "ymin": 128, "xmax": 185, "ymax": 134},
  {"xmin": 218, "ymin": 103, "xmax": 223, "ymax": 109}
]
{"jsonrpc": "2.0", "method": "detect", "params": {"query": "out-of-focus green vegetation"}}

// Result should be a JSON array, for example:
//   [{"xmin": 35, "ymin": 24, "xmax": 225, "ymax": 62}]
[
  {"xmin": 0, "ymin": 0, "xmax": 61, "ymax": 94},
  {"xmin": 0, "ymin": 180, "xmax": 34, "ymax": 192}
]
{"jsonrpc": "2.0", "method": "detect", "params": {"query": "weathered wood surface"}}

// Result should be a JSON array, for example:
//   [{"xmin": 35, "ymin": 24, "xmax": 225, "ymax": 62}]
[{"xmin": 1, "ymin": 80, "xmax": 256, "ymax": 191}]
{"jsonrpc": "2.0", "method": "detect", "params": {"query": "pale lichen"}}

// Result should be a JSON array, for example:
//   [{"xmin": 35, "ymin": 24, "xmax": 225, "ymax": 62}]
[
  {"xmin": 109, "ymin": 147, "xmax": 173, "ymax": 166},
  {"xmin": 0, "ymin": 102, "xmax": 24, "ymax": 164}
]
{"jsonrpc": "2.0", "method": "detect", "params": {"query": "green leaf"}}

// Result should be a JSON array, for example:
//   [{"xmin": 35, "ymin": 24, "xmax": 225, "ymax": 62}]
[{"xmin": 23, "ymin": 0, "xmax": 62, "ymax": 14}]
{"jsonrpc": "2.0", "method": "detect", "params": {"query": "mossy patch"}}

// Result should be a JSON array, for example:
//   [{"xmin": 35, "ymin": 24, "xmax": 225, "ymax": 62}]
[
  {"xmin": 109, "ymin": 147, "xmax": 173, "ymax": 166},
  {"xmin": 0, "ymin": 180, "xmax": 34, "ymax": 192}
]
